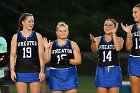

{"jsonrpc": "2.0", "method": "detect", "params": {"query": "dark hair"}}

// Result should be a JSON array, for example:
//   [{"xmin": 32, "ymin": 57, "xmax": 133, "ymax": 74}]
[
  {"xmin": 134, "ymin": 3, "xmax": 140, "ymax": 8},
  {"xmin": 105, "ymin": 18, "xmax": 116, "ymax": 27},
  {"xmin": 17, "ymin": 13, "xmax": 33, "ymax": 32}
]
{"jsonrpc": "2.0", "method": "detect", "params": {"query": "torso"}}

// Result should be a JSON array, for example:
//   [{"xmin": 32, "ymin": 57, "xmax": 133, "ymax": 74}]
[
  {"xmin": 130, "ymin": 23, "xmax": 140, "ymax": 56},
  {"xmin": 15, "ymin": 31, "xmax": 40, "ymax": 72},
  {"xmin": 50, "ymin": 39, "xmax": 74, "ymax": 68},
  {"xmin": 98, "ymin": 35, "xmax": 119, "ymax": 66}
]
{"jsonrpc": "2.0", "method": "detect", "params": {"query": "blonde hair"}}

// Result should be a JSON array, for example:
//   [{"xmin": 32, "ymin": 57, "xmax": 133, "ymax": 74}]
[
  {"xmin": 105, "ymin": 18, "xmax": 116, "ymax": 27},
  {"xmin": 56, "ymin": 21, "xmax": 69, "ymax": 31}
]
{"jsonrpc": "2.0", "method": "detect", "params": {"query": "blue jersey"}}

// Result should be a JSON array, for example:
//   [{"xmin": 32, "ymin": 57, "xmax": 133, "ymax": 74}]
[
  {"xmin": 130, "ymin": 23, "xmax": 140, "ymax": 56},
  {"xmin": 98, "ymin": 36, "xmax": 119, "ymax": 66},
  {"xmin": 15, "ymin": 31, "xmax": 40, "ymax": 73},
  {"xmin": 51, "ymin": 39, "xmax": 74, "ymax": 68}
]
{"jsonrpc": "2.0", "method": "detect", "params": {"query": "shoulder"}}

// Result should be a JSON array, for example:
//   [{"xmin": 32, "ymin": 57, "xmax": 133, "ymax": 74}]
[
  {"xmin": 0, "ymin": 36, "xmax": 7, "ymax": 44},
  {"xmin": 70, "ymin": 40, "xmax": 80, "ymax": 50},
  {"xmin": 70, "ymin": 40, "xmax": 78, "ymax": 46},
  {"xmin": 12, "ymin": 34, "xmax": 18, "ymax": 40},
  {"xmin": 36, "ymin": 32, "xmax": 42, "ymax": 39},
  {"xmin": 11, "ymin": 34, "xmax": 18, "ymax": 44},
  {"xmin": 129, "ymin": 24, "xmax": 134, "ymax": 30},
  {"xmin": 0, "ymin": 36, "xmax": 6, "ymax": 41}
]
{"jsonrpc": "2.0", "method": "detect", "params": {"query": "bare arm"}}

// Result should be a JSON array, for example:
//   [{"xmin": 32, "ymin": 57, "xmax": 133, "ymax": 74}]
[
  {"xmin": 43, "ymin": 38, "xmax": 52, "ymax": 64},
  {"xmin": 112, "ymin": 34, "xmax": 124, "ymax": 51},
  {"xmin": 10, "ymin": 34, "xmax": 17, "ymax": 81},
  {"xmin": 36, "ymin": 33, "xmax": 44, "ymax": 73},
  {"xmin": 69, "ymin": 41, "xmax": 81, "ymax": 65},
  {"xmin": 126, "ymin": 29, "xmax": 133, "ymax": 51},
  {"xmin": 90, "ymin": 34, "xmax": 100, "ymax": 53},
  {"xmin": 121, "ymin": 23, "xmax": 133, "ymax": 51},
  {"xmin": 10, "ymin": 34, "xmax": 17, "ymax": 71},
  {"xmin": 44, "ymin": 47, "xmax": 51, "ymax": 64}
]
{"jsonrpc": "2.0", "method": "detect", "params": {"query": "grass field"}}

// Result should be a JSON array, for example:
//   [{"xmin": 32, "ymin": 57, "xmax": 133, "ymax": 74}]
[{"xmin": 9, "ymin": 75, "xmax": 97, "ymax": 93}]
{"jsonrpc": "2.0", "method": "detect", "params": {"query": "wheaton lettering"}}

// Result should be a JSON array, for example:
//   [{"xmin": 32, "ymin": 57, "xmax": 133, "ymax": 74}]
[
  {"xmin": 98, "ymin": 45, "xmax": 114, "ymax": 49},
  {"xmin": 18, "ymin": 41, "xmax": 37, "ymax": 47},
  {"xmin": 52, "ymin": 49, "xmax": 72, "ymax": 54}
]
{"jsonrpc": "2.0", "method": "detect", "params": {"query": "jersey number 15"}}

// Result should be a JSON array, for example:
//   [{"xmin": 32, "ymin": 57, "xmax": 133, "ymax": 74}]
[{"xmin": 57, "ymin": 54, "xmax": 67, "ymax": 64}]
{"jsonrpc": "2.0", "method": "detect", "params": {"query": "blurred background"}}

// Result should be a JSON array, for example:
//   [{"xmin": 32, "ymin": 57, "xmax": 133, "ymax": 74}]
[{"xmin": 0, "ymin": 0, "xmax": 140, "ymax": 93}]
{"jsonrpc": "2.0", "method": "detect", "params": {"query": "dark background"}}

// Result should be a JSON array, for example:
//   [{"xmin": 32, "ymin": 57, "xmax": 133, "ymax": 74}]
[{"xmin": 0, "ymin": 0, "xmax": 139, "ymax": 76}]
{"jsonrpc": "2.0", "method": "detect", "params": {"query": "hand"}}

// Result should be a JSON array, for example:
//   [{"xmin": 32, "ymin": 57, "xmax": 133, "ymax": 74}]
[
  {"xmin": 39, "ymin": 72, "xmax": 45, "ymax": 82},
  {"xmin": 0, "ymin": 56, "xmax": 4, "ymax": 61},
  {"xmin": 11, "ymin": 71, "xmax": 16, "ymax": 82},
  {"xmin": 59, "ymin": 58, "xmax": 70, "ymax": 65},
  {"xmin": 43, "ymin": 37, "xmax": 51, "ymax": 48},
  {"xmin": 121, "ymin": 23, "xmax": 131, "ymax": 33},
  {"xmin": 112, "ymin": 22, "xmax": 118, "ymax": 33},
  {"xmin": 89, "ymin": 34, "xmax": 96, "ymax": 42}
]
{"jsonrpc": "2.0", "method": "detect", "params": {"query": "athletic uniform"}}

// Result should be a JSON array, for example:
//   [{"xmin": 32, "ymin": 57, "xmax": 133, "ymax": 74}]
[
  {"xmin": 128, "ymin": 23, "xmax": 140, "ymax": 76},
  {"xmin": 49, "ymin": 39, "xmax": 78, "ymax": 91},
  {"xmin": 45, "ymin": 63, "xmax": 50, "ymax": 85},
  {"xmin": 95, "ymin": 35, "xmax": 122, "ymax": 88},
  {"xmin": 15, "ymin": 31, "xmax": 40, "ymax": 82}
]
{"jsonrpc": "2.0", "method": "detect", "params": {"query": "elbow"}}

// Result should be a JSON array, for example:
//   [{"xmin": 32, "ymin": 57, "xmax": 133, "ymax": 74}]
[
  {"xmin": 91, "ymin": 48, "xmax": 97, "ymax": 53},
  {"xmin": 44, "ymin": 58, "xmax": 50, "ymax": 64},
  {"xmin": 75, "ymin": 59, "xmax": 81, "ymax": 65},
  {"xmin": 70, "ymin": 59, "xmax": 81, "ymax": 65},
  {"xmin": 115, "ymin": 48, "xmax": 121, "ymax": 52},
  {"xmin": 77, "ymin": 61, "xmax": 81, "ymax": 65},
  {"xmin": 115, "ymin": 45, "xmax": 122, "ymax": 52},
  {"xmin": 126, "ymin": 42, "xmax": 133, "ymax": 51},
  {"xmin": 91, "ymin": 46, "xmax": 98, "ymax": 53},
  {"xmin": 126, "ymin": 47, "xmax": 132, "ymax": 51},
  {"xmin": 92, "ymin": 50, "xmax": 97, "ymax": 53},
  {"xmin": 126, "ymin": 44, "xmax": 132, "ymax": 51}
]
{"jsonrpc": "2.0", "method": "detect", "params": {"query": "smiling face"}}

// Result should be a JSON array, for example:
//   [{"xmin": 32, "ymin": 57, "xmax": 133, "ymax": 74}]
[
  {"xmin": 56, "ymin": 25, "xmax": 69, "ymax": 39},
  {"xmin": 104, "ymin": 20, "xmax": 115, "ymax": 35},
  {"xmin": 132, "ymin": 7, "xmax": 140, "ymax": 22},
  {"xmin": 22, "ymin": 16, "xmax": 34, "ymax": 31}
]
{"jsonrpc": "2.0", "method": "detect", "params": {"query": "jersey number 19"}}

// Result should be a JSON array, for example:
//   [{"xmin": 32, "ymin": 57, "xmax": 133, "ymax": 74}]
[{"xmin": 23, "ymin": 47, "xmax": 32, "ymax": 58}]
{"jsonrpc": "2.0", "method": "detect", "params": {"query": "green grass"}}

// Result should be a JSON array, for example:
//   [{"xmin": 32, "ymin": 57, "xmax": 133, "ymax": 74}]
[
  {"xmin": 78, "ymin": 75, "xmax": 97, "ymax": 93},
  {"xmin": 9, "ymin": 75, "xmax": 97, "ymax": 93}
]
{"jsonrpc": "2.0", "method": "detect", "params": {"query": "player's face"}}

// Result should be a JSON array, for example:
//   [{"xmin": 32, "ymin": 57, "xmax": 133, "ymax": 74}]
[
  {"xmin": 56, "ymin": 26, "xmax": 69, "ymax": 39},
  {"xmin": 104, "ymin": 20, "xmax": 115, "ymax": 35},
  {"xmin": 22, "ymin": 16, "xmax": 34, "ymax": 31},
  {"xmin": 133, "ymin": 7, "xmax": 140, "ymax": 22}
]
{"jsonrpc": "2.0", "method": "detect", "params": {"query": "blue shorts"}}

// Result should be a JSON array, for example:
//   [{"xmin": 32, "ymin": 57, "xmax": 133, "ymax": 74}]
[
  {"xmin": 95, "ymin": 66, "xmax": 122, "ymax": 88},
  {"xmin": 49, "ymin": 67, "xmax": 78, "ymax": 91},
  {"xmin": 128, "ymin": 56, "xmax": 140, "ymax": 76},
  {"xmin": 16, "ymin": 72, "xmax": 40, "ymax": 82},
  {"xmin": 45, "ymin": 67, "xmax": 50, "ymax": 84}
]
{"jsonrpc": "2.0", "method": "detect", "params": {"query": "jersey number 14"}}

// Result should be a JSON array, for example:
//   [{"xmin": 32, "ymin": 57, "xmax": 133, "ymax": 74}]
[{"xmin": 103, "ymin": 51, "xmax": 112, "ymax": 62}]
